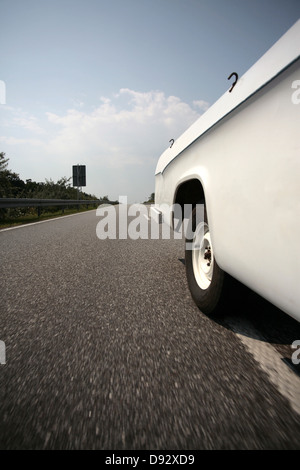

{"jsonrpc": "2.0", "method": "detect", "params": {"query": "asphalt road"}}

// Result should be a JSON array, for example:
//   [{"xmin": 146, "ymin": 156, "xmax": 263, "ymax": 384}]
[{"xmin": 0, "ymin": 207, "xmax": 300, "ymax": 450}]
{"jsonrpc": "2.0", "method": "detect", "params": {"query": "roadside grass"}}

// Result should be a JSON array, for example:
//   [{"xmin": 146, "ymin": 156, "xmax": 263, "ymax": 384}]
[{"xmin": 0, "ymin": 205, "xmax": 97, "ymax": 230}]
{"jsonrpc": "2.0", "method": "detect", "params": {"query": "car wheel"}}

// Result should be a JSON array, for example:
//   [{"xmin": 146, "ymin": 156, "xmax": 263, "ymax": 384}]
[{"xmin": 185, "ymin": 205, "xmax": 225, "ymax": 315}]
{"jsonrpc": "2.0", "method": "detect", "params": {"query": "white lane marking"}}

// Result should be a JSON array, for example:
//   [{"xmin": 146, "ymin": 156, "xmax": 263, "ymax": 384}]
[
  {"xmin": 0, "ymin": 210, "xmax": 97, "ymax": 232},
  {"xmin": 227, "ymin": 317, "xmax": 300, "ymax": 415}
]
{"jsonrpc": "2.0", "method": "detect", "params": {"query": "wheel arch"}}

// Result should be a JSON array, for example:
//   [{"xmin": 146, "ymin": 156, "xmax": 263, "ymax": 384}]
[{"xmin": 173, "ymin": 177, "xmax": 206, "ymax": 225}]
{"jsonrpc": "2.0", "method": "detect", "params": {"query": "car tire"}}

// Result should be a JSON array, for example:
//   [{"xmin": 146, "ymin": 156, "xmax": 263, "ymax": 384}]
[{"xmin": 185, "ymin": 204, "xmax": 226, "ymax": 316}]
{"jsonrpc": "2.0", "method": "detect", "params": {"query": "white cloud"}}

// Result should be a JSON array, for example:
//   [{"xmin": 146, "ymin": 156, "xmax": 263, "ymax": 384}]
[
  {"xmin": 0, "ymin": 89, "xmax": 209, "ymax": 200},
  {"xmin": 45, "ymin": 89, "xmax": 202, "ymax": 168},
  {"xmin": 193, "ymin": 99, "xmax": 210, "ymax": 112},
  {"xmin": 13, "ymin": 116, "xmax": 45, "ymax": 134},
  {"xmin": 0, "ymin": 136, "xmax": 43, "ymax": 146},
  {"xmin": 0, "ymin": 106, "xmax": 45, "ymax": 134}
]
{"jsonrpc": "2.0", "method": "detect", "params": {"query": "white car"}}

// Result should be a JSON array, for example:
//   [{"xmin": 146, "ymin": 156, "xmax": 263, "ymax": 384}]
[{"xmin": 151, "ymin": 20, "xmax": 300, "ymax": 322}]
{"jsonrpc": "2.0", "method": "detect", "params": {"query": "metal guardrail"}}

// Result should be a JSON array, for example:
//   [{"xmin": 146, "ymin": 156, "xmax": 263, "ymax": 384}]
[
  {"xmin": 0, "ymin": 198, "xmax": 116, "ymax": 218},
  {"xmin": 0, "ymin": 198, "xmax": 102, "ymax": 209}
]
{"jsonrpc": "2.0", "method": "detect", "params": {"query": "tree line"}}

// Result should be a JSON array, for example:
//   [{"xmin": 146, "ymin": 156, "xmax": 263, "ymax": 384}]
[
  {"xmin": 0, "ymin": 152, "xmax": 99, "ymax": 200},
  {"xmin": 0, "ymin": 152, "xmax": 111, "ymax": 220}
]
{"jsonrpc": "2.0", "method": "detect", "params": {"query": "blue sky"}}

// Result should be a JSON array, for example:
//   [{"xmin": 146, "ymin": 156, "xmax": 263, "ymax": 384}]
[{"xmin": 0, "ymin": 0, "xmax": 299, "ymax": 202}]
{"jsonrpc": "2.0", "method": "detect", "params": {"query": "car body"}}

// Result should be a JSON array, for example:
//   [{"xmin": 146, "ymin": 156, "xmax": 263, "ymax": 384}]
[{"xmin": 151, "ymin": 20, "xmax": 300, "ymax": 322}]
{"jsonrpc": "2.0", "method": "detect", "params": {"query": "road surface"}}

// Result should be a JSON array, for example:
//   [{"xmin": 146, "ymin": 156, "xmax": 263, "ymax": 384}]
[{"xmin": 0, "ymin": 207, "xmax": 300, "ymax": 450}]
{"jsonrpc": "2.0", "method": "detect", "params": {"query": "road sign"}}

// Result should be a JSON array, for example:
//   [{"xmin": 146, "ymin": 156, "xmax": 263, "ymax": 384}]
[{"xmin": 72, "ymin": 165, "xmax": 86, "ymax": 187}]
